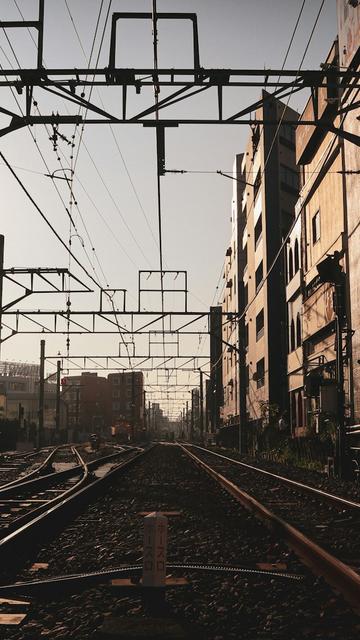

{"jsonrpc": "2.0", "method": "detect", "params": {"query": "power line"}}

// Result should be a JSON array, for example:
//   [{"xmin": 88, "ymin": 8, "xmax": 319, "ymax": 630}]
[{"xmin": 0, "ymin": 150, "xmax": 103, "ymax": 291}]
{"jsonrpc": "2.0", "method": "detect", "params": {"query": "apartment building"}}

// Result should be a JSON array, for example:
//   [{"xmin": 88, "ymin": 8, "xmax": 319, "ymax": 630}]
[
  {"xmin": 337, "ymin": 0, "xmax": 360, "ymax": 422},
  {"xmin": 108, "ymin": 371, "xmax": 144, "ymax": 438},
  {"xmin": 286, "ymin": 213, "xmax": 304, "ymax": 436},
  {"xmin": 238, "ymin": 92, "xmax": 299, "ymax": 438},
  {"xmin": 292, "ymin": 40, "xmax": 349, "ymax": 436},
  {"xmin": 221, "ymin": 154, "xmax": 245, "ymax": 437},
  {"xmin": 62, "ymin": 372, "xmax": 111, "ymax": 439}
]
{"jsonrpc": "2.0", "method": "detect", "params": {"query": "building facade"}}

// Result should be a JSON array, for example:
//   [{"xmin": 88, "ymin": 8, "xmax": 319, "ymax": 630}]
[
  {"xmin": 337, "ymin": 0, "xmax": 360, "ymax": 422},
  {"xmin": 108, "ymin": 371, "xmax": 144, "ymax": 439},
  {"xmin": 222, "ymin": 93, "xmax": 299, "ymax": 444},
  {"xmin": 221, "ymin": 154, "xmax": 245, "ymax": 434},
  {"xmin": 61, "ymin": 372, "xmax": 111, "ymax": 440}
]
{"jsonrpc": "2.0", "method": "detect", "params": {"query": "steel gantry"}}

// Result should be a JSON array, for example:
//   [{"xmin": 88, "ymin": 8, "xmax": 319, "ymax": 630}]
[{"xmin": 1, "ymin": 2, "xmax": 360, "ymax": 421}]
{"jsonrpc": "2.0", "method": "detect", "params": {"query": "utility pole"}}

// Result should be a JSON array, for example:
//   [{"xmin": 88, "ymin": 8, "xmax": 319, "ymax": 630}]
[
  {"xmin": 317, "ymin": 253, "xmax": 348, "ymax": 478},
  {"xmin": 0, "ymin": 235, "xmax": 4, "ymax": 360},
  {"xmin": 199, "ymin": 369, "xmax": 204, "ymax": 444},
  {"xmin": 186, "ymin": 400, "xmax": 189, "ymax": 440},
  {"xmin": 75, "ymin": 386, "xmax": 80, "ymax": 435},
  {"xmin": 38, "ymin": 339, "xmax": 45, "ymax": 449},
  {"xmin": 131, "ymin": 372, "xmax": 135, "ymax": 441},
  {"xmin": 190, "ymin": 391, "xmax": 194, "ymax": 442},
  {"xmin": 143, "ymin": 389, "xmax": 147, "ymax": 431},
  {"xmin": 55, "ymin": 360, "xmax": 61, "ymax": 437}
]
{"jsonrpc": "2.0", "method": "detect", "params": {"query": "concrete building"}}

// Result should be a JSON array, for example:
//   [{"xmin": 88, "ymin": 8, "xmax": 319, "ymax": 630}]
[
  {"xmin": 221, "ymin": 154, "xmax": 245, "ymax": 439},
  {"xmin": 292, "ymin": 40, "xmax": 350, "ymax": 437},
  {"xmin": 0, "ymin": 361, "xmax": 61, "ymax": 445},
  {"xmin": 61, "ymin": 372, "xmax": 111, "ymax": 440},
  {"xmin": 337, "ymin": 0, "xmax": 360, "ymax": 422},
  {"xmin": 236, "ymin": 92, "xmax": 299, "ymax": 442},
  {"xmin": 108, "ymin": 371, "xmax": 144, "ymax": 439},
  {"xmin": 285, "ymin": 212, "xmax": 304, "ymax": 436}
]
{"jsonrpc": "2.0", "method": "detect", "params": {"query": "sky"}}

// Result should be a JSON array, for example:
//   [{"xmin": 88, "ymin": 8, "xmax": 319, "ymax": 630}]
[{"xmin": 0, "ymin": 0, "xmax": 338, "ymax": 418}]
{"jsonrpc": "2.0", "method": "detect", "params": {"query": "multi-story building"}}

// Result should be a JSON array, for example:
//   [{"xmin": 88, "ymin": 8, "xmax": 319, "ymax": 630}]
[
  {"xmin": 108, "ymin": 371, "xmax": 144, "ymax": 439},
  {"xmin": 62, "ymin": 372, "xmax": 111, "ymax": 440},
  {"xmin": 285, "ymin": 212, "xmax": 304, "ymax": 436},
  {"xmin": 0, "ymin": 361, "xmax": 61, "ymax": 445},
  {"xmin": 236, "ymin": 92, "xmax": 299, "ymax": 441},
  {"xmin": 337, "ymin": 0, "xmax": 360, "ymax": 422},
  {"xmin": 221, "ymin": 154, "xmax": 245, "ymax": 441},
  {"xmin": 292, "ymin": 40, "xmax": 349, "ymax": 436}
]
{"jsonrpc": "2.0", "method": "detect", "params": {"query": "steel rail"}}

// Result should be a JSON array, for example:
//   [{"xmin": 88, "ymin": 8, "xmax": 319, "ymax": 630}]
[
  {"xmin": 186, "ymin": 444, "xmax": 360, "ymax": 512},
  {"xmin": 0, "ymin": 447, "xmax": 89, "ymax": 537},
  {"xmin": 179, "ymin": 444, "xmax": 360, "ymax": 612},
  {"xmin": 0, "ymin": 446, "xmax": 152, "ymax": 569},
  {"xmin": 0, "ymin": 445, "xmax": 63, "ymax": 491},
  {"xmin": 0, "ymin": 446, "xmax": 135, "ymax": 500},
  {"xmin": 0, "ymin": 564, "xmax": 304, "ymax": 597}
]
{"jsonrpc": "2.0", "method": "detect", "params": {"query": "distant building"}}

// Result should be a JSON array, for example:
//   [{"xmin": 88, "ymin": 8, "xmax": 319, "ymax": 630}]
[
  {"xmin": 61, "ymin": 372, "xmax": 111, "ymax": 440},
  {"xmin": 0, "ymin": 361, "xmax": 63, "ymax": 445},
  {"xmin": 221, "ymin": 154, "xmax": 245, "ymax": 440},
  {"xmin": 108, "ymin": 371, "xmax": 144, "ymax": 439}
]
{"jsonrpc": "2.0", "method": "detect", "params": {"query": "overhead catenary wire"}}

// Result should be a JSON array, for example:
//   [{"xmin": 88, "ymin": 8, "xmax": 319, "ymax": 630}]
[
  {"xmin": 0, "ymin": 150, "xmax": 104, "ymax": 292},
  {"xmin": 195, "ymin": 0, "xmax": 310, "ymax": 373}
]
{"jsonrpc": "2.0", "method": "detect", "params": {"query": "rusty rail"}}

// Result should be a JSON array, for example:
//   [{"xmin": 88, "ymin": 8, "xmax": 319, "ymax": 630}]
[{"xmin": 179, "ymin": 444, "xmax": 360, "ymax": 612}]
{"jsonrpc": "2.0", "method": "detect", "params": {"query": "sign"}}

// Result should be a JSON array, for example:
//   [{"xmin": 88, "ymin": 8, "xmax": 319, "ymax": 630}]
[{"xmin": 142, "ymin": 512, "xmax": 168, "ymax": 587}]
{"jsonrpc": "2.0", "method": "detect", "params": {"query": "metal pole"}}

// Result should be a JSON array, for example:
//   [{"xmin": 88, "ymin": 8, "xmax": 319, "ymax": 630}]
[
  {"xmin": 143, "ymin": 390, "xmax": 147, "ymax": 430},
  {"xmin": 38, "ymin": 339, "xmax": 45, "ymax": 449},
  {"xmin": 132, "ymin": 372, "xmax": 135, "ymax": 441},
  {"xmin": 0, "ymin": 234, "xmax": 4, "ymax": 360},
  {"xmin": 199, "ymin": 369, "xmax": 204, "ymax": 444},
  {"xmin": 190, "ymin": 392, "xmax": 194, "ymax": 442},
  {"xmin": 335, "ymin": 283, "xmax": 346, "ymax": 479},
  {"xmin": 55, "ymin": 360, "xmax": 61, "ymax": 436},
  {"xmin": 186, "ymin": 400, "xmax": 189, "ymax": 439}
]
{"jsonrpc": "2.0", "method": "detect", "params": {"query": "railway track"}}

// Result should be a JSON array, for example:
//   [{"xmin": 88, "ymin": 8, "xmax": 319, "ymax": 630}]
[
  {"xmin": 0, "ymin": 444, "xmax": 358, "ymax": 639},
  {"xmin": 0, "ymin": 445, "xmax": 146, "ymax": 570},
  {"xmin": 181, "ymin": 443, "xmax": 360, "ymax": 610},
  {"xmin": 0, "ymin": 447, "xmax": 56, "ymax": 488}
]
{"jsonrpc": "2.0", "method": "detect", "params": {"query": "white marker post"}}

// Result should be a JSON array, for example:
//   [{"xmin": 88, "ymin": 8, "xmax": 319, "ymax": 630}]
[{"xmin": 142, "ymin": 511, "xmax": 168, "ymax": 587}]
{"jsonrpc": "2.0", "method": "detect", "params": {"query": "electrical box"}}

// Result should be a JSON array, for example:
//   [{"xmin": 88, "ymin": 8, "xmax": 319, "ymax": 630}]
[{"xmin": 319, "ymin": 382, "xmax": 337, "ymax": 415}]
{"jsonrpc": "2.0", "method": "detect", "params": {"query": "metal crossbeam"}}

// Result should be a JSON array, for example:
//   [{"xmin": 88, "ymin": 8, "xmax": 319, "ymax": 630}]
[{"xmin": 1, "ymin": 268, "xmax": 92, "ymax": 312}]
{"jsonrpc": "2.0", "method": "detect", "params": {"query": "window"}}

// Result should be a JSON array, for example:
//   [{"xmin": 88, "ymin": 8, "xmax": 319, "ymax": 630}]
[
  {"xmin": 256, "ymin": 358, "xmax": 265, "ymax": 388},
  {"xmin": 243, "ymin": 283, "xmax": 248, "ymax": 307},
  {"xmin": 254, "ymin": 169, "xmax": 261, "ymax": 199},
  {"xmin": 296, "ymin": 313, "xmax": 301, "ymax": 348},
  {"xmin": 312, "ymin": 210, "xmax": 320, "ymax": 244},
  {"xmin": 256, "ymin": 309, "xmax": 264, "ymax": 341},
  {"xmin": 254, "ymin": 216, "xmax": 262, "ymax": 249},
  {"xmin": 294, "ymin": 238, "xmax": 300, "ymax": 273},
  {"xmin": 288, "ymin": 247, "xmax": 294, "ymax": 281},
  {"xmin": 255, "ymin": 262, "xmax": 263, "ymax": 292},
  {"xmin": 244, "ymin": 323, "xmax": 249, "ymax": 350},
  {"xmin": 243, "ymin": 244, "xmax": 248, "ymax": 271},
  {"xmin": 280, "ymin": 164, "xmax": 299, "ymax": 193},
  {"xmin": 290, "ymin": 319, "xmax": 295, "ymax": 352},
  {"xmin": 280, "ymin": 123, "xmax": 296, "ymax": 148}
]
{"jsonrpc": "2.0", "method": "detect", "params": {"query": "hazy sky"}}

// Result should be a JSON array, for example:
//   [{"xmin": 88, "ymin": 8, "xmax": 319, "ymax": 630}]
[{"xmin": 0, "ymin": 0, "xmax": 338, "ymax": 416}]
